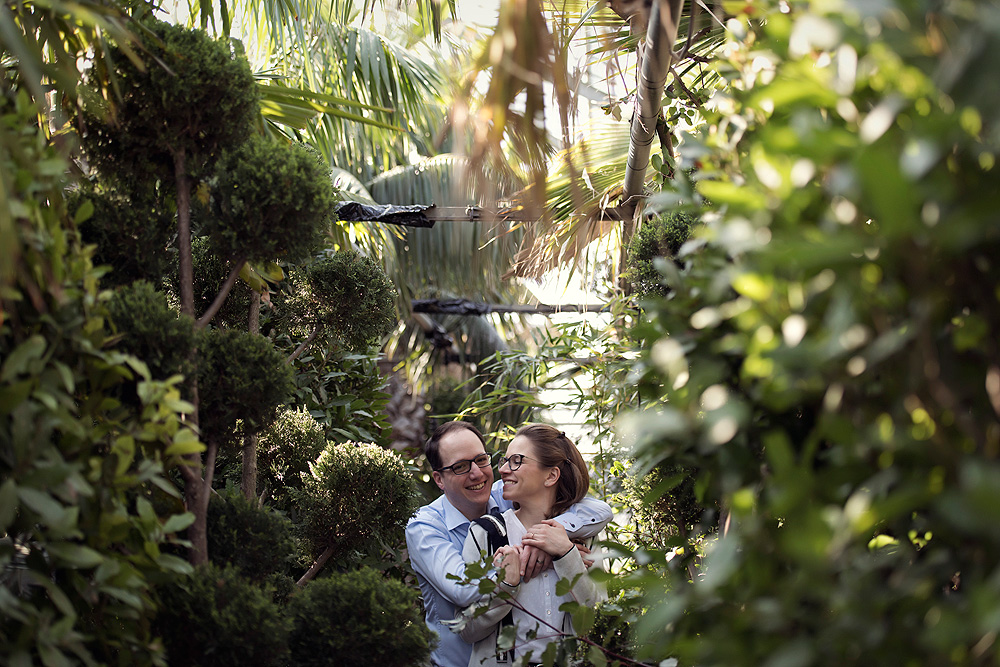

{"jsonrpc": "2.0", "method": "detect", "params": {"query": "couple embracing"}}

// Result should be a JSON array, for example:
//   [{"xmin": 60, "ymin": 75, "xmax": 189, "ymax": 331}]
[{"xmin": 405, "ymin": 422, "xmax": 612, "ymax": 667}]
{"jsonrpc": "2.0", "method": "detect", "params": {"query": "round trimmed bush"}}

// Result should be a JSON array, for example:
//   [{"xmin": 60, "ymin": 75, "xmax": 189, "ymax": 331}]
[
  {"xmin": 257, "ymin": 407, "xmax": 328, "ymax": 511},
  {"xmin": 154, "ymin": 564, "xmax": 289, "ymax": 667},
  {"xmin": 70, "ymin": 186, "xmax": 176, "ymax": 289},
  {"xmin": 200, "ymin": 136, "xmax": 333, "ymax": 264},
  {"xmin": 296, "ymin": 442, "xmax": 417, "ymax": 564},
  {"xmin": 81, "ymin": 20, "xmax": 258, "ymax": 188},
  {"xmin": 308, "ymin": 250, "xmax": 398, "ymax": 351},
  {"xmin": 106, "ymin": 280, "xmax": 196, "ymax": 381},
  {"xmin": 286, "ymin": 568, "xmax": 434, "ymax": 667},
  {"xmin": 197, "ymin": 328, "xmax": 293, "ymax": 446},
  {"xmin": 207, "ymin": 489, "xmax": 296, "ymax": 582}
]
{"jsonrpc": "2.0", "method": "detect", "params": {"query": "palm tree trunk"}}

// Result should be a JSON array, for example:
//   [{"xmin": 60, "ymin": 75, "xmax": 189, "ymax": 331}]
[{"xmin": 621, "ymin": 0, "xmax": 684, "ymax": 222}]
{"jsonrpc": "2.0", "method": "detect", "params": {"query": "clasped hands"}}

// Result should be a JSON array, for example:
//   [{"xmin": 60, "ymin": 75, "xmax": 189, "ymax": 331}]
[{"xmin": 491, "ymin": 519, "xmax": 593, "ymax": 586}]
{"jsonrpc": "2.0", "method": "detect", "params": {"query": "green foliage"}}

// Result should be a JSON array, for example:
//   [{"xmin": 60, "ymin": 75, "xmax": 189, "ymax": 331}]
[
  {"xmin": 255, "ymin": 407, "xmax": 329, "ymax": 511},
  {"xmin": 1, "ymin": 89, "xmax": 195, "ymax": 666},
  {"xmin": 80, "ymin": 19, "xmax": 259, "ymax": 187},
  {"xmin": 285, "ymin": 567, "xmax": 434, "ymax": 667},
  {"xmin": 207, "ymin": 487, "xmax": 296, "ymax": 582},
  {"xmin": 189, "ymin": 236, "xmax": 254, "ymax": 329},
  {"xmin": 197, "ymin": 327, "xmax": 294, "ymax": 446},
  {"xmin": 573, "ymin": 590, "xmax": 643, "ymax": 666},
  {"xmin": 68, "ymin": 184, "xmax": 176, "ymax": 289},
  {"xmin": 621, "ymin": 1, "xmax": 1000, "ymax": 664},
  {"xmin": 622, "ymin": 460, "xmax": 708, "ymax": 554},
  {"xmin": 201, "ymin": 136, "xmax": 334, "ymax": 263},
  {"xmin": 308, "ymin": 250, "xmax": 398, "ymax": 351},
  {"xmin": 295, "ymin": 442, "xmax": 417, "ymax": 564},
  {"xmin": 154, "ymin": 563, "xmax": 289, "ymax": 667},
  {"xmin": 622, "ymin": 211, "xmax": 695, "ymax": 299},
  {"xmin": 106, "ymin": 280, "xmax": 196, "ymax": 381},
  {"xmin": 289, "ymin": 346, "xmax": 393, "ymax": 445}
]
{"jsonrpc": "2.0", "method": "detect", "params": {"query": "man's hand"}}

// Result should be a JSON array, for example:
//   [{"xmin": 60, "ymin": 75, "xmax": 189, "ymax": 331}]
[
  {"xmin": 575, "ymin": 541, "xmax": 595, "ymax": 569},
  {"xmin": 519, "ymin": 544, "xmax": 551, "ymax": 582}
]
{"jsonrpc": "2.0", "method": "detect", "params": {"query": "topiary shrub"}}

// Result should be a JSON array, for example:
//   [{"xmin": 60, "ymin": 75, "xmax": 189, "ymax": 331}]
[
  {"xmin": 308, "ymin": 250, "xmax": 398, "ymax": 351},
  {"xmin": 80, "ymin": 19, "xmax": 259, "ymax": 189},
  {"xmin": 154, "ymin": 563, "xmax": 289, "ymax": 667},
  {"xmin": 200, "ymin": 136, "xmax": 333, "ymax": 264},
  {"xmin": 197, "ymin": 328, "xmax": 293, "ymax": 447},
  {"xmin": 69, "ymin": 184, "xmax": 176, "ymax": 289},
  {"xmin": 294, "ymin": 442, "xmax": 418, "ymax": 581},
  {"xmin": 622, "ymin": 211, "xmax": 696, "ymax": 298},
  {"xmin": 106, "ymin": 280, "xmax": 196, "ymax": 381},
  {"xmin": 285, "ymin": 568, "xmax": 434, "ymax": 667},
  {"xmin": 206, "ymin": 487, "xmax": 296, "ymax": 582},
  {"xmin": 256, "ymin": 407, "xmax": 328, "ymax": 511}
]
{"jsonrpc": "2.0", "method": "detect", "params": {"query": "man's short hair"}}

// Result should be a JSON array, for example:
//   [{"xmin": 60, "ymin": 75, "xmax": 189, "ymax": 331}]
[{"xmin": 424, "ymin": 421, "xmax": 486, "ymax": 471}]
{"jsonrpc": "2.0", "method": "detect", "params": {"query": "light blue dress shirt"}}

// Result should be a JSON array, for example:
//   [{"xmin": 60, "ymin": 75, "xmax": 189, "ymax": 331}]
[{"xmin": 405, "ymin": 480, "xmax": 612, "ymax": 667}]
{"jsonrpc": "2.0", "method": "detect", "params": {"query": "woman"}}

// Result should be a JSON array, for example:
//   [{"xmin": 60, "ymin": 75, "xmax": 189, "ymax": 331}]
[{"xmin": 455, "ymin": 424, "xmax": 604, "ymax": 666}]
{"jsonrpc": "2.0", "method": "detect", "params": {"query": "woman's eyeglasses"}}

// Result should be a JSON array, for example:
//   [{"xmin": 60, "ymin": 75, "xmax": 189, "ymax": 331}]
[
  {"xmin": 498, "ymin": 454, "xmax": 536, "ymax": 471},
  {"xmin": 435, "ymin": 452, "xmax": 492, "ymax": 475}
]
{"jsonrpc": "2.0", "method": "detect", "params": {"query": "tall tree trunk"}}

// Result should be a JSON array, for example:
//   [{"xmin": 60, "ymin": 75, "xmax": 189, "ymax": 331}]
[
  {"xmin": 174, "ymin": 148, "xmax": 210, "ymax": 565},
  {"xmin": 188, "ymin": 441, "xmax": 220, "ymax": 567},
  {"xmin": 242, "ymin": 293, "xmax": 261, "ymax": 502},
  {"xmin": 175, "ymin": 150, "xmax": 194, "ymax": 319}
]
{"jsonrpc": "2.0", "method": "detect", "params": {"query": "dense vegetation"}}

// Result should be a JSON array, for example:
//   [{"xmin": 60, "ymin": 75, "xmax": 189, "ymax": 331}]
[{"xmin": 3, "ymin": 0, "xmax": 1000, "ymax": 665}]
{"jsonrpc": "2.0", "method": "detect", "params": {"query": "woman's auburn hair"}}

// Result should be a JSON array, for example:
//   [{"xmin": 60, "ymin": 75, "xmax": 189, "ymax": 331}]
[{"xmin": 514, "ymin": 423, "xmax": 590, "ymax": 518}]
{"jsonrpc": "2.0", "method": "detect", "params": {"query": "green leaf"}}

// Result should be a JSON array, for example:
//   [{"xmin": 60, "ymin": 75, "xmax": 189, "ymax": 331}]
[
  {"xmin": 73, "ymin": 198, "xmax": 94, "ymax": 224},
  {"xmin": 569, "ymin": 602, "xmax": 596, "ymax": 636},
  {"xmin": 164, "ymin": 433, "xmax": 205, "ymax": 457},
  {"xmin": 46, "ymin": 543, "xmax": 103, "ymax": 569},
  {"xmin": 161, "ymin": 512, "xmax": 196, "ymax": 533},
  {"xmin": 135, "ymin": 497, "xmax": 156, "ymax": 525},
  {"xmin": 588, "ymin": 646, "xmax": 608, "ymax": 667},
  {"xmin": 155, "ymin": 553, "xmax": 194, "ymax": 575},
  {"xmin": 0, "ymin": 335, "xmax": 46, "ymax": 382},
  {"xmin": 0, "ymin": 380, "xmax": 33, "ymax": 412},
  {"xmin": 17, "ymin": 487, "xmax": 67, "ymax": 526},
  {"xmin": 695, "ymin": 180, "xmax": 769, "ymax": 210},
  {"xmin": 496, "ymin": 624, "xmax": 517, "ymax": 651}
]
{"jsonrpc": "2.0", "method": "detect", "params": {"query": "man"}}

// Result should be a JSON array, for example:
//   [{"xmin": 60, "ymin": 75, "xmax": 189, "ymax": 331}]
[{"xmin": 406, "ymin": 421, "xmax": 613, "ymax": 667}]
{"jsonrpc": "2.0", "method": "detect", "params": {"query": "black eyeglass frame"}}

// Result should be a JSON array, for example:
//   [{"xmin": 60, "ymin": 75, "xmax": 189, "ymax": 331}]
[
  {"xmin": 497, "ymin": 453, "xmax": 539, "ymax": 471},
  {"xmin": 435, "ymin": 452, "xmax": 493, "ymax": 475}
]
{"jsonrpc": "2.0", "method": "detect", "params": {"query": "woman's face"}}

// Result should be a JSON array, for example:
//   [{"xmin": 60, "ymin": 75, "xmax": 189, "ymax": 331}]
[{"xmin": 499, "ymin": 435, "xmax": 551, "ymax": 502}]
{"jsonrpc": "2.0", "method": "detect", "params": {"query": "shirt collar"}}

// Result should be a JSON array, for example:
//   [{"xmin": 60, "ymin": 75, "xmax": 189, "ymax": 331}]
[{"xmin": 440, "ymin": 492, "xmax": 500, "ymax": 532}]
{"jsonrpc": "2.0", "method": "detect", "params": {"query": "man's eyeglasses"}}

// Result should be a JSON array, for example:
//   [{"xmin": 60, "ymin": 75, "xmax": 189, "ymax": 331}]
[
  {"xmin": 498, "ymin": 454, "xmax": 535, "ymax": 471},
  {"xmin": 436, "ymin": 453, "xmax": 492, "ymax": 475}
]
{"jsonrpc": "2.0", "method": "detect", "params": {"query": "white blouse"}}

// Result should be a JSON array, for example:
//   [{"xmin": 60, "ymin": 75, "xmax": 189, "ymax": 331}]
[{"xmin": 456, "ymin": 508, "xmax": 605, "ymax": 666}]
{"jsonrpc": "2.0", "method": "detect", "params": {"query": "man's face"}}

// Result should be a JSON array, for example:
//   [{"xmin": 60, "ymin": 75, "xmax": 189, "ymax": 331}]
[{"xmin": 432, "ymin": 428, "xmax": 495, "ymax": 520}]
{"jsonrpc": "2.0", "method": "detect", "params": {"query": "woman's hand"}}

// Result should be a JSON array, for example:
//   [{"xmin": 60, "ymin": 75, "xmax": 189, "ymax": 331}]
[
  {"xmin": 492, "ymin": 545, "xmax": 521, "ymax": 587},
  {"xmin": 521, "ymin": 519, "xmax": 574, "ymax": 558}
]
